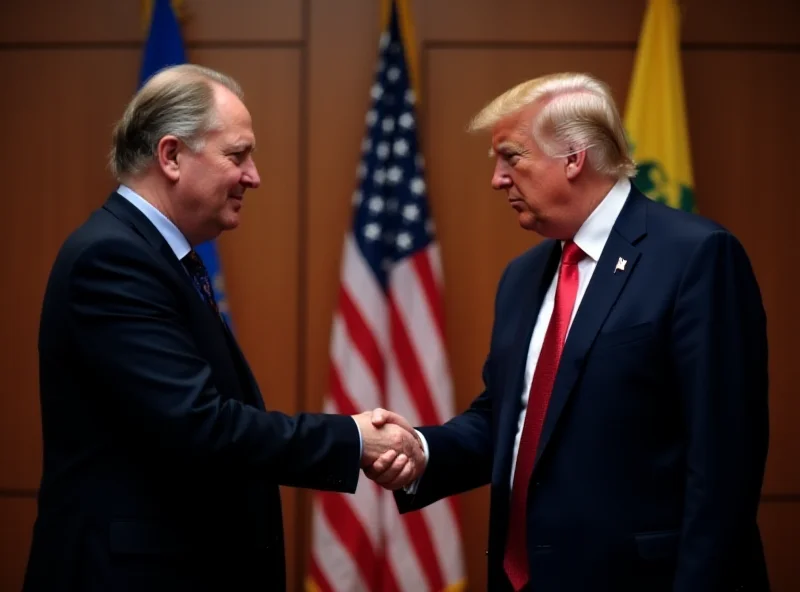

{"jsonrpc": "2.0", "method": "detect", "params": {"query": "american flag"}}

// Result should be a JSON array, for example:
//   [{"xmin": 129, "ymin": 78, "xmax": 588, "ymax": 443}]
[{"xmin": 306, "ymin": 2, "xmax": 466, "ymax": 591}]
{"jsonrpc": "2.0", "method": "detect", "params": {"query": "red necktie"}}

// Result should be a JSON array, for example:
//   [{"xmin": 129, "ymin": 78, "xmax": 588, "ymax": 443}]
[{"xmin": 503, "ymin": 240, "xmax": 585, "ymax": 591}]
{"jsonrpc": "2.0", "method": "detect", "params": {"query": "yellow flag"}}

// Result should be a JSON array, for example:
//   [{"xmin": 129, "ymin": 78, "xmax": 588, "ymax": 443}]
[{"xmin": 624, "ymin": 0, "xmax": 694, "ymax": 212}]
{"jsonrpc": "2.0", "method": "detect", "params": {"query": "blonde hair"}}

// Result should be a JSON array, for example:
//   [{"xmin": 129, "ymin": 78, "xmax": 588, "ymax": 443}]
[
  {"xmin": 469, "ymin": 72, "xmax": 636, "ymax": 179},
  {"xmin": 109, "ymin": 64, "xmax": 243, "ymax": 180}
]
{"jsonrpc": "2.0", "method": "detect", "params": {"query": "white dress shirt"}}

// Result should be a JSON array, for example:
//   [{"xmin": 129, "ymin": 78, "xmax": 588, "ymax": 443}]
[
  {"xmin": 407, "ymin": 178, "xmax": 631, "ymax": 494},
  {"xmin": 116, "ymin": 184, "xmax": 191, "ymax": 260}
]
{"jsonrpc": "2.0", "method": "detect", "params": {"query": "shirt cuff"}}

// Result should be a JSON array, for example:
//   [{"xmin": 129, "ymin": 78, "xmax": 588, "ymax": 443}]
[{"xmin": 403, "ymin": 429, "xmax": 429, "ymax": 494}]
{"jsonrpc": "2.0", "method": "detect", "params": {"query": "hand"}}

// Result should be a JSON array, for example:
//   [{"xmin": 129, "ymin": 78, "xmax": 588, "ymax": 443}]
[
  {"xmin": 368, "ymin": 408, "xmax": 427, "ymax": 490},
  {"xmin": 352, "ymin": 409, "xmax": 424, "ymax": 490}
]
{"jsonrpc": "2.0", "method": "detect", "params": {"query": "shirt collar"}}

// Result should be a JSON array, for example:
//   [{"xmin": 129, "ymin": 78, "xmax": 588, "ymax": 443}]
[
  {"xmin": 567, "ymin": 177, "xmax": 631, "ymax": 262},
  {"xmin": 116, "ymin": 184, "xmax": 192, "ymax": 261}
]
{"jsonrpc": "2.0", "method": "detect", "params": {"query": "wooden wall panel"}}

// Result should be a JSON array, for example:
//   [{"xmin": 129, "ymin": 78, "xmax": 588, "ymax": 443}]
[
  {"xmin": 181, "ymin": 0, "xmax": 302, "ymax": 43},
  {"xmin": 0, "ymin": 496, "xmax": 37, "ymax": 592},
  {"xmin": 419, "ymin": 0, "xmax": 800, "ymax": 44},
  {"xmin": 758, "ymin": 501, "xmax": 800, "ymax": 591},
  {"xmin": 0, "ymin": 49, "xmax": 140, "ymax": 490},
  {"xmin": 0, "ymin": 0, "xmax": 302, "ymax": 44},
  {"xmin": 0, "ymin": 1, "xmax": 141, "ymax": 44},
  {"xmin": 682, "ymin": 50, "xmax": 800, "ymax": 495},
  {"xmin": 189, "ymin": 47, "xmax": 303, "ymax": 591},
  {"xmin": 302, "ymin": 0, "xmax": 382, "ymax": 585},
  {"xmin": 419, "ymin": 0, "xmax": 645, "ymax": 43},
  {"xmin": 424, "ymin": 47, "xmax": 637, "ymax": 591}
]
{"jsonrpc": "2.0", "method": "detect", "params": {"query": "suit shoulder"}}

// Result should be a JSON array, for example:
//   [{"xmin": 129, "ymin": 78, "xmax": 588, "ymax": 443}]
[{"xmin": 645, "ymin": 195, "xmax": 733, "ymax": 244}]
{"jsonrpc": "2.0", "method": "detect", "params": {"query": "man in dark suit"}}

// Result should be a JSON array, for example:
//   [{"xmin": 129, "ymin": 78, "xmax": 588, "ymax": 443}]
[
  {"xmin": 24, "ymin": 64, "xmax": 422, "ymax": 592},
  {"xmin": 366, "ymin": 73, "xmax": 770, "ymax": 591}
]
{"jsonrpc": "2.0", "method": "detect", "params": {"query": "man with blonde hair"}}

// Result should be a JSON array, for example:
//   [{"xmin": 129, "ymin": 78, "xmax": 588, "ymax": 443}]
[
  {"xmin": 24, "ymin": 64, "xmax": 423, "ymax": 592},
  {"xmin": 367, "ymin": 73, "xmax": 770, "ymax": 591}
]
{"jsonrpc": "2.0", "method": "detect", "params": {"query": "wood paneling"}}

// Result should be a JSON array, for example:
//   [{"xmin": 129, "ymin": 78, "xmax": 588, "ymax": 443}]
[
  {"xmin": 0, "ymin": 1, "xmax": 141, "ymax": 44},
  {"xmin": 683, "ymin": 50, "xmax": 800, "ymax": 495},
  {"xmin": 0, "ymin": 0, "xmax": 302, "ymax": 44},
  {"xmin": 419, "ymin": 0, "xmax": 800, "ymax": 45},
  {"xmin": 301, "ymin": 0, "xmax": 383, "ymax": 585},
  {"xmin": 190, "ymin": 47, "xmax": 303, "ymax": 591},
  {"xmin": 0, "ymin": 49, "xmax": 141, "ymax": 490},
  {"xmin": 759, "ymin": 501, "xmax": 800, "ymax": 591},
  {"xmin": 0, "ymin": 496, "xmax": 37, "ymax": 592},
  {"xmin": 181, "ymin": 0, "xmax": 302, "ymax": 43}
]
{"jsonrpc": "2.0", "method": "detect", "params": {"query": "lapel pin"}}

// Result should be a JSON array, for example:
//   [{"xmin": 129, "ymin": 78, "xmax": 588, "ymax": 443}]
[{"xmin": 614, "ymin": 257, "xmax": 627, "ymax": 274}]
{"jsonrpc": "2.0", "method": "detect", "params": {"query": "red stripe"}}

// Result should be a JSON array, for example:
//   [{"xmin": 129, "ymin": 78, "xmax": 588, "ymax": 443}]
[
  {"xmin": 399, "ymin": 507, "xmax": 446, "ymax": 591},
  {"xmin": 308, "ymin": 556, "xmax": 335, "ymax": 592},
  {"xmin": 388, "ymin": 295, "xmax": 442, "ymax": 426},
  {"xmin": 320, "ymin": 491, "xmax": 406, "ymax": 592},
  {"xmin": 328, "ymin": 364, "xmax": 358, "ymax": 416},
  {"xmin": 379, "ymin": 550, "xmax": 403, "ymax": 592},
  {"xmin": 339, "ymin": 285, "xmax": 386, "ymax": 395},
  {"xmin": 411, "ymin": 250, "xmax": 446, "ymax": 343}
]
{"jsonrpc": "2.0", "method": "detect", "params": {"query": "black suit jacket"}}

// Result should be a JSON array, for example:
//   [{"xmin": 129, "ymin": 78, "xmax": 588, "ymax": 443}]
[
  {"xmin": 397, "ymin": 187, "xmax": 770, "ymax": 592},
  {"xmin": 24, "ymin": 192, "xmax": 360, "ymax": 592}
]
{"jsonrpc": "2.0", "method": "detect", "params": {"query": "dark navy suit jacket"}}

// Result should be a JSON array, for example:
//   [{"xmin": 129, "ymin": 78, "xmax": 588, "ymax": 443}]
[
  {"xmin": 397, "ymin": 187, "xmax": 770, "ymax": 591},
  {"xmin": 24, "ymin": 192, "xmax": 361, "ymax": 592}
]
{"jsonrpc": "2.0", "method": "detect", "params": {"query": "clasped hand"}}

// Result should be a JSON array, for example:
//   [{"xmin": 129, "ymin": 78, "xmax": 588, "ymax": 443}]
[{"xmin": 352, "ymin": 408, "xmax": 425, "ymax": 490}]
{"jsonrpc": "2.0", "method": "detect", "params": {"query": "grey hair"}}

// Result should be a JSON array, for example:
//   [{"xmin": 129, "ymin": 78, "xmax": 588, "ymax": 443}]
[
  {"xmin": 109, "ymin": 64, "xmax": 243, "ymax": 180},
  {"xmin": 469, "ymin": 72, "xmax": 636, "ymax": 179}
]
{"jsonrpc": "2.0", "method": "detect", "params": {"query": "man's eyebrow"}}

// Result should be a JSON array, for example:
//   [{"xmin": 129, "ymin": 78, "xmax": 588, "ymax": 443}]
[{"xmin": 489, "ymin": 142, "xmax": 523, "ymax": 158}]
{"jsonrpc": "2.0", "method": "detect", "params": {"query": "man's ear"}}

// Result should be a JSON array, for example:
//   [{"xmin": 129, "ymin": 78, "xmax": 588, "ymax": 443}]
[
  {"xmin": 565, "ymin": 148, "xmax": 587, "ymax": 180},
  {"xmin": 156, "ymin": 135, "xmax": 182, "ymax": 182}
]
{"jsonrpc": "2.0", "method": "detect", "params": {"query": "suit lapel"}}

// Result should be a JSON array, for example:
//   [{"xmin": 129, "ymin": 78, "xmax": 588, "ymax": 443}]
[
  {"xmin": 492, "ymin": 240, "xmax": 561, "ymax": 490},
  {"xmin": 533, "ymin": 189, "xmax": 649, "ymax": 468},
  {"xmin": 102, "ymin": 192, "xmax": 263, "ymax": 408}
]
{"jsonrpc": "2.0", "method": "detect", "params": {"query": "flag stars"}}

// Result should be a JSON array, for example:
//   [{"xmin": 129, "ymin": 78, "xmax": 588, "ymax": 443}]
[
  {"xmin": 382, "ymin": 117, "xmax": 395, "ymax": 133},
  {"xmin": 356, "ymin": 162, "xmax": 367, "ymax": 179},
  {"xmin": 410, "ymin": 177, "xmax": 426, "ymax": 195},
  {"xmin": 373, "ymin": 168, "xmax": 386, "ymax": 185},
  {"xmin": 393, "ymin": 139, "xmax": 409, "ymax": 157},
  {"xmin": 364, "ymin": 223, "xmax": 381, "ymax": 241},
  {"xmin": 366, "ymin": 109, "xmax": 378, "ymax": 126},
  {"xmin": 396, "ymin": 232, "xmax": 413, "ymax": 251},
  {"xmin": 361, "ymin": 138, "xmax": 372, "ymax": 153},
  {"xmin": 399, "ymin": 113, "xmax": 414, "ymax": 129},
  {"xmin": 371, "ymin": 84, "xmax": 384, "ymax": 101},
  {"xmin": 386, "ymin": 67, "xmax": 401, "ymax": 83},
  {"xmin": 377, "ymin": 142, "xmax": 390, "ymax": 160},
  {"xmin": 405, "ymin": 89, "xmax": 415, "ymax": 105},
  {"xmin": 368, "ymin": 196, "xmax": 385, "ymax": 213},
  {"xmin": 387, "ymin": 166, "xmax": 403, "ymax": 185},
  {"xmin": 402, "ymin": 204, "xmax": 420, "ymax": 222}
]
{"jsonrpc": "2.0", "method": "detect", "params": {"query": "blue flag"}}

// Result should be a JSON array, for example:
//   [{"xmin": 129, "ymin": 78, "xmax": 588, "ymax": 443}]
[{"xmin": 139, "ymin": 0, "xmax": 234, "ymax": 327}]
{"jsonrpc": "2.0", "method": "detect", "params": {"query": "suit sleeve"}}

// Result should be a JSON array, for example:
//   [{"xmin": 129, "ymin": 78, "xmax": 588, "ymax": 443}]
[
  {"xmin": 671, "ymin": 230, "xmax": 769, "ymax": 590},
  {"xmin": 68, "ymin": 239, "xmax": 360, "ymax": 493}
]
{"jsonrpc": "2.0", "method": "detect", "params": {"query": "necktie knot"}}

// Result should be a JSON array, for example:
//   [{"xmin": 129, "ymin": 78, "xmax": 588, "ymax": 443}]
[
  {"xmin": 182, "ymin": 249, "xmax": 219, "ymax": 314},
  {"xmin": 562, "ymin": 240, "xmax": 585, "ymax": 266}
]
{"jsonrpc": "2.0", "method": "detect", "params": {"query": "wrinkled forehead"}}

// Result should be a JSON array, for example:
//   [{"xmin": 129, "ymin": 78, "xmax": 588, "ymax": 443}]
[{"xmin": 488, "ymin": 109, "xmax": 536, "ymax": 157}]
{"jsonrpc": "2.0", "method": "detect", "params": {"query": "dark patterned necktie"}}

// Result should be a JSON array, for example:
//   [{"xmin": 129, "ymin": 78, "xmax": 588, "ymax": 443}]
[{"xmin": 182, "ymin": 249, "xmax": 219, "ymax": 314}]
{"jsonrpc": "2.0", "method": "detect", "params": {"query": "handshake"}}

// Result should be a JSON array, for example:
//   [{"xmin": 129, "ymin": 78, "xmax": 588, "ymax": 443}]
[{"xmin": 352, "ymin": 408, "xmax": 425, "ymax": 491}]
